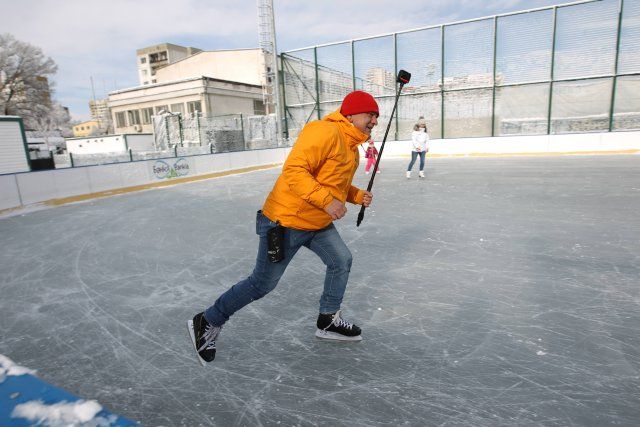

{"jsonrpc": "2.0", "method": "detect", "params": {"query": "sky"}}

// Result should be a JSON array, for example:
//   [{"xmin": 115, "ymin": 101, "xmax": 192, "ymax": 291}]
[{"xmin": 0, "ymin": 0, "xmax": 566, "ymax": 121}]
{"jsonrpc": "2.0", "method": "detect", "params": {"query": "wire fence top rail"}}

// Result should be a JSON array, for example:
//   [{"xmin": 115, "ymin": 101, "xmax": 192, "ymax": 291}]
[{"xmin": 282, "ymin": 0, "xmax": 601, "ymax": 53}]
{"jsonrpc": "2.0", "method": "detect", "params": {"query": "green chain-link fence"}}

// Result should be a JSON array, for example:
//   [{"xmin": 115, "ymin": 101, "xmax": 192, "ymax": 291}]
[{"xmin": 281, "ymin": 0, "xmax": 640, "ymax": 141}]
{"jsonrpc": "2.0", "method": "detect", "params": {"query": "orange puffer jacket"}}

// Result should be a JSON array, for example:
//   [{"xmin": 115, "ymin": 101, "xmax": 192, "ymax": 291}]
[{"xmin": 262, "ymin": 110, "xmax": 369, "ymax": 230}]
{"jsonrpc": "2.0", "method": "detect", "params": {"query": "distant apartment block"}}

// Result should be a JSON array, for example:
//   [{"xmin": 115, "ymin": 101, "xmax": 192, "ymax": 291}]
[
  {"xmin": 136, "ymin": 43, "xmax": 202, "ymax": 86},
  {"xmin": 364, "ymin": 67, "xmax": 396, "ymax": 96},
  {"xmin": 89, "ymin": 99, "xmax": 110, "ymax": 130}
]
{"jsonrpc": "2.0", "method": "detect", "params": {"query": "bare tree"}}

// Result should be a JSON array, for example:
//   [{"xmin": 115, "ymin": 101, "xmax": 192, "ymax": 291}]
[
  {"xmin": 0, "ymin": 33, "xmax": 58, "ymax": 127},
  {"xmin": 31, "ymin": 102, "xmax": 72, "ymax": 147}
]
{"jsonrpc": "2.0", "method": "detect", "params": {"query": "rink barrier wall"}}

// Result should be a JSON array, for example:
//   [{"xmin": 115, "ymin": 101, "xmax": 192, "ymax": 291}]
[
  {"xmin": 379, "ymin": 131, "xmax": 640, "ymax": 157},
  {"xmin": 1, "ymin": 131, "xmax": 639, "ymax": 213},
  {"xmin": 0, "ymin": 146, "xmax": 290, "ymax": 212}
]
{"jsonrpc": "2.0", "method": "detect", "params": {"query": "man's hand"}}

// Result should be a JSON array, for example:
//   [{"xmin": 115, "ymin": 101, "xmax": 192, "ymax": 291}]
[
  {"xmin": 325, "ymin": 198, "xmax": 347, "ymax": 220},
  {"xmin": 362, "ymin": 191, "xmax": 373, "ymax": 207}
]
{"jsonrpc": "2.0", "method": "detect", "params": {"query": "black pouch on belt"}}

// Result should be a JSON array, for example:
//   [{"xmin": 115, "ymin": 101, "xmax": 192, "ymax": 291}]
[{"xmin": 267, "ymin": 222, "xmax": 285, "ymax": 263}]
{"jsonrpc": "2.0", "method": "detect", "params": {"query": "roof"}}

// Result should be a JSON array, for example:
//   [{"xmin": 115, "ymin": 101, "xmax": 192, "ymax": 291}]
[
  {"xmin": 73, "ymin": 120, "xmax": 99, "ymax": 127},
  {"xmin": 108, "ymin": 76, "xmax": 261, "ymax": 96}
]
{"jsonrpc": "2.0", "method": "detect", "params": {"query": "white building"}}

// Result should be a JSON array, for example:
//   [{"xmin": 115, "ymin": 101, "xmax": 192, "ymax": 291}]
[
  {"xmin": 108, "ymin": 77, "xmax": 264, "ymax": 134},
  {"xmin": 108, "ymin": 45, "xmax": 275, "ymax": 134}
]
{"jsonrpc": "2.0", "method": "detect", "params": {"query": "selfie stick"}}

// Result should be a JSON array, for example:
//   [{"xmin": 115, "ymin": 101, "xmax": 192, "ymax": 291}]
[{"xmin": 356, "ymin": 69, "xmax": 411, "ymax": 227}]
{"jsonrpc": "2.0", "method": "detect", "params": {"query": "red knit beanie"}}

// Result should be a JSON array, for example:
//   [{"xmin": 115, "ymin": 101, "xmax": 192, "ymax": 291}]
[{"xmin": 340, "ymin": 91, "xmax": 379, "ymax": 117}]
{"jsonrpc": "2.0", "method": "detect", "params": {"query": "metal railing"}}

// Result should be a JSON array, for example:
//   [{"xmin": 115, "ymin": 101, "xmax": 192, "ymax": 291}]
[{"xmin": 53, "ymin": 113, "xmax": 288, "ymax": 169}]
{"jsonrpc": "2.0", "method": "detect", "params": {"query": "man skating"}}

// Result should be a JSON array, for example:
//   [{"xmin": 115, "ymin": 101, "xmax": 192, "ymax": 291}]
[{"xmin": 188, "ymin": 90, "xmax": 379, "ymax": 364}]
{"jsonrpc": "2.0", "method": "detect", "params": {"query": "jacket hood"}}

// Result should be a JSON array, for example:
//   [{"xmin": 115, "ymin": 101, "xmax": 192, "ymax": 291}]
[{"xmin": 323, "ymin": 110, "xmax": 371, "ymax": 148}]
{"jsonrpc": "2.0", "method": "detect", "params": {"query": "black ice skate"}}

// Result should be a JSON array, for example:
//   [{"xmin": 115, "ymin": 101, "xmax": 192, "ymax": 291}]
[
  {"xmin": 315, "ymin": 310, "xmax": 362, "ymax": 341},
  {"xmin": 187, "ymin": 312, "xmax": 221, "ymax": 365}
]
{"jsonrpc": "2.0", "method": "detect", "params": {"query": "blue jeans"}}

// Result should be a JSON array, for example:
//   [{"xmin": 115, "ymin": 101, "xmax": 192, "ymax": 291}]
[
  {"xmin": 407, "ymin": 151, "xmax": 426, "ymax": 171},
  {"xmin": 204, "ymin": 211, "xmax": 353, "ymax": 327}
]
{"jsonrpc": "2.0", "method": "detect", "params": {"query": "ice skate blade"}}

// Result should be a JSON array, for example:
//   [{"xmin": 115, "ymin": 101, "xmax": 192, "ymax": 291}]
[
  {"xmin": 315, "ymin": 329, "xmax": 362, "ymax": 342},
  {"xmin": 187, "ymin": 319, "xmax": 207, "ymax": 367}
]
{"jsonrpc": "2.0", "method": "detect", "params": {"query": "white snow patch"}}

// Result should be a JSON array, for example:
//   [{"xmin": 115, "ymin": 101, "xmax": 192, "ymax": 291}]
[
  {"xmin": 11, "ymin": 399, "xmax": 113, "ymax": 427},
  {"xmin": 0, "ymin": 354, "xmax": 37, "ymax": 383}
]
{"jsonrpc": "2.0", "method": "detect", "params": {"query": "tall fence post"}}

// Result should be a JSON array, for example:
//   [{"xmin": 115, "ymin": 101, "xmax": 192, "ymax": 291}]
[
  {"xmin": 609, "ymin": 0, "xmax": 624, "ymax": 132},
  {"xmin": 196, "ymin": 113, "xmax": 202, "ymax": 145},
  {"xmin": 165, "ymin": 116, "xmax": 171, "ymax": 147},
  {"xmin": 69, "ymin": 152, "xmax": 74, "ymax": 168},
  {"xmin": 314, "ymin": 47, "xmax": 321, "ymax": 120},
  {"xmin": 280, "ymin": 54, "xmax": 290, "ymax": 141},
  {"xmin": 547, "ymin": 6, "xmax": 558, "ymax": 135},
  {"xmin": 351, "ymin": 40, "xmax": 356, "ymax": 91},
  {"xmin": 240, "ymin": 113, "xmax": 246, "ymax": 150},
  {"xmin": 441, "ymin": 25, "xmax": 446, "ymax": 140},
  {"xmin": 394, "ymin": 33, "xmax": 399, "ymax": 141},
  {"xmin": 491, "ymin": 16, "xmax": 498, "ymax": 137}
]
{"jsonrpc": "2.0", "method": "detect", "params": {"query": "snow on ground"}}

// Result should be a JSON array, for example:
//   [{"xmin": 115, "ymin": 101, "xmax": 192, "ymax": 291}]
[
  {"xmin": 11, "ymin": 399, "xmax": 108, "ymax": 427},
  {"xmin": 0, "ymin": 354, "xmax": 36, "ymax": 382}
]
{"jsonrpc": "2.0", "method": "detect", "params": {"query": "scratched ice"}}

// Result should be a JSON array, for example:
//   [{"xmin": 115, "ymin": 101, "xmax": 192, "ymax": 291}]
[{"xmin": 1, "ymin": 156, "xmax": 639, "ymax": 426}]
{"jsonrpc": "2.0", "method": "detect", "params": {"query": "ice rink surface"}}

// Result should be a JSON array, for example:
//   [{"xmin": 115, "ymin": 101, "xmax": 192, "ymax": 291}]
[{"xmin": 1, "ymin": 155, "xmax": 639, "ymax": 426}]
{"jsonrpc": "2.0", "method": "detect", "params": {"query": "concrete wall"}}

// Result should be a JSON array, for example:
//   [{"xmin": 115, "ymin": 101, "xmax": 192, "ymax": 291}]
[
  {"xmin": 0, "ymin": 147, "xmax": 290, "ymax": 212},
  {"xmin": 207, "ymin": 93, "xmax": 257, "ymax": 116},
  {"xmin": 155, "ymin": 50, "xmax": 264, "ymax": 86},
  {"xmin": 2, "ymin": 130, "xmax": 639, "ymax": 213},
  {"xmin": 125, "ymin": 134, "xmax": 155, "ymax": 152},
  {"xmin": 66, "ymin": 134, "xmax": 155, "ymax": 155}
]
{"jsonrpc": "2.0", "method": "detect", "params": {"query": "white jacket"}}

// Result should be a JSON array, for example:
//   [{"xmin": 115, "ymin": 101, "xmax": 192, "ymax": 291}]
[{"xmin": 411, "ymin": 130, "xmax": 429, "ymax": 152}]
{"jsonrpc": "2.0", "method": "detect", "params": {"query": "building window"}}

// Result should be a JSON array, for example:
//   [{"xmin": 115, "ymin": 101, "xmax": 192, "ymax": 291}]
[
  {"xmin": 187, "ymin": 101, "xmax": 202, "ymax": 116},
  {"xmin": 140, "ymin": 57, "xmax": 146, "ymax": 64},
  {"xmin": 127, "ymin": 110, "xmax": 141, "ymax": 125},
  {"xmin": 155, "ymin": 105, "xmax": 168, "ymax": 115},
  {"xmin": 149, "ymin": 51, "xmax": 168, "ymax": 63},
  {"xmin": 141, "ymin": 107, "xmax": 154, "ymax": 124},
  {"xmin": 115, "ymin": 112, "xmax": 126, "ymax": 128},
  {"xmin": 170, "ymin": 103, "xmax": 185, "ymax": 116},
  {"xmin": 253, "ymin": 100, "xmax": 266, "ymax": 115}
]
